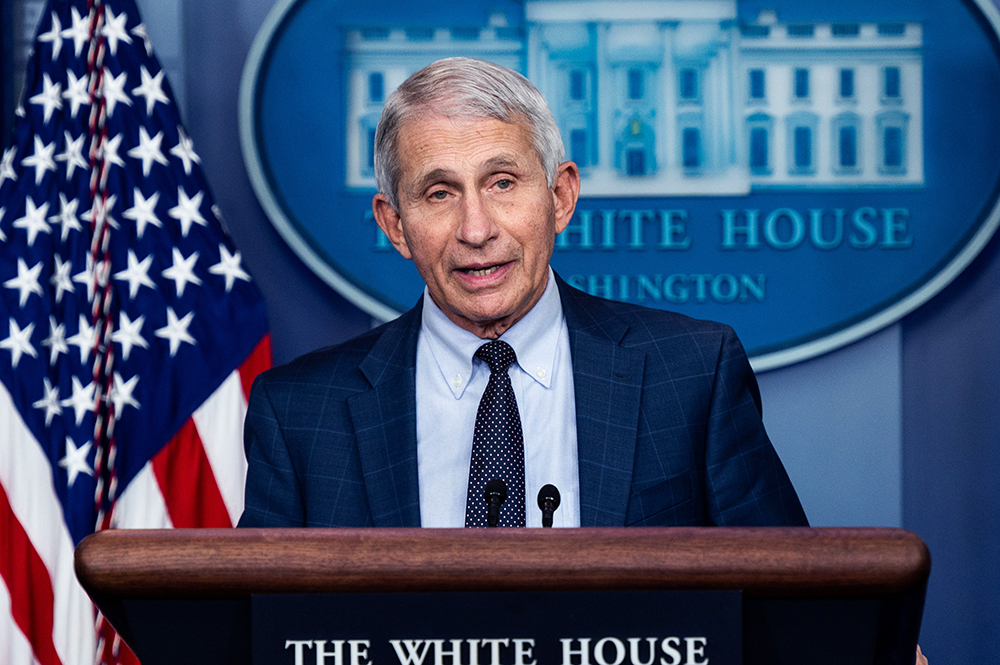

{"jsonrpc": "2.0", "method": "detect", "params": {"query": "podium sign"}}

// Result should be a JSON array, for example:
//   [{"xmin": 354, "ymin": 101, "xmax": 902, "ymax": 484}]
[{"xmin": 252, "ymin": 590, "xmax": 742, "ymax": 665}]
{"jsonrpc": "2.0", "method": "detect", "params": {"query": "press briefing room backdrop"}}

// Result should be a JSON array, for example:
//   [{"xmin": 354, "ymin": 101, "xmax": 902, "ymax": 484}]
[{"xmin": 3, "ymin": 0, "xmax": 1000, "ymax": 661}]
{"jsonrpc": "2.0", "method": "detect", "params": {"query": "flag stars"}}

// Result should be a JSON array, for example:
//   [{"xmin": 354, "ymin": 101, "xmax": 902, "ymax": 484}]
[
  {"xmin": 111, "ymin": 311, "xmax": 148, "ymax": 360},
  {"xmin": 62, "ymin": 70, "xmax": 90, "ymax": 119},
  {"xmin": 13, "ymin": 197, "xmax": 52, "ymax": 247},
  {"xmin": 41, "ymin": 315, "xmax": 68, "ymax": 364},
  {"xmin": 0, "ymin": 318, "xmax": 37, "ymax": 368},
  {"xmin": 132, "ymin": 23, "xmax": 153, "ymax": 56},
  {"xmin": 123, "ymin": 189, "xmax": 161, "ymax": 238},
  {"xmin": 101, "ymin": 70, "xmax": 132, "ymax": 119},
  {"xmin": 29, "ymin": 74, "xmax": 63, "ymax": 124},
  {"xmin": 101, "ymin": 7, "xmax": 133, "ymax": 56},
  {"xmin": 82, "ymin": 194, "xmax": 119, "ymax": 232},
  {"xmin": 50, "ymin": 255, "xmax": 75, "ymax": 304},
  {"xmin": 114, "ymin": 250, "xmax": 156, "ymax": 300},
  {"xmin": 61, "ymin": 376, "xmax": 95, "ymax": 426},
  {"xmin": 209, "ymin": 245, "xmax": 251, "ymax": 292},
  {"xmin": 162, "ymin": 248, "xmax": 202, "ymax": 297},
  {"xmin": 132, "ymin": 66, "xmax": 168, "ymax": 116},
  {"xmin": 33, "ymin": 377, "xmax": 62, "ymax": 426},
  {"xmin": 4, "ymin": 258, "xmax": 44, "ymax": 307},
  {"xmin": 50, "ymin": 192, "xmax": 82, "ymax": 242},
  {"xmin": 155, "ymin": 307, "xmax": 196, "ymax": 357},
  {"xmin": 62, "ymin": 7, "xmax": 91, "ymax": 58},
  {"xmin": 127, "ymin": 127, "xmax": 168, "ymax": 177},
  {"xmin": 22, "ymin": 136, "xmax": 57, "ymax": 185},
  {"xmin": 170, "ymin": 128, "xmax": 201, "ymax": 175},
  {"xmin": 168, "ymin": 187, "xmax": 207, "ymax": 237},
  {"xmin": 37, "ymin": 12, "xmax": 64, "ymax": 61},
  {"xmin": 73, "ymin": 254, "xmax": 110, "ymax": 304},
  {"xmin": 67, "ymin": 314, "xmax": 97, "ymax": 363},
  {"xmin": 98, "ymin": 132, "xmax": 126, "ymax": 171},
  {"xmin": 59, "ymin": 437, "xmax": 93, "ymax": 487},
  {"xmin": 0, "ymin": 147, "xmax": 17, "ymax": 184},
  {"xmin": 108, "ymin": 372, "xmax": 140, "ymax": 419},
  {"xmin": 55, "ymin": 131, "xmax": 88, "ymax": 180}
]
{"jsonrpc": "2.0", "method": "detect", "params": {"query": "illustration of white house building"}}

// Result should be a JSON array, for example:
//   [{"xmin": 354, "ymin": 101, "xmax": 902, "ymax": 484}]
[{"xmin": 343, "ymin": 0, "xmax": 923, "ymax": 196}]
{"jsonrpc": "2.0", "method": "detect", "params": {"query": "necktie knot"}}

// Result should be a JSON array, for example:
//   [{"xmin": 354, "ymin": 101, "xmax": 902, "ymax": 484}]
[{"xmin": 475, "ymin": 340, "xmax": 516, "ymax": 375}]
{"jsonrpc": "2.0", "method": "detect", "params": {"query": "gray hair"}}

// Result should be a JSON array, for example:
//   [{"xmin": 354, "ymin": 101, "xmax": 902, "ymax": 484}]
[{"xmin": 373, "ymin": 57, "xmax": 565, "ymax": 210}]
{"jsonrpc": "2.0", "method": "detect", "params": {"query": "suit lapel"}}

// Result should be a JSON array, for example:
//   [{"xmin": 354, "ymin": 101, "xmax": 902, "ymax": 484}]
[
  {"xmin": 558, "ymin": 277, "xmax": 645, "ymax": 526},
  {"xmin": 348, "ymin": 304, "xmax": 423, "ymax": 527}
]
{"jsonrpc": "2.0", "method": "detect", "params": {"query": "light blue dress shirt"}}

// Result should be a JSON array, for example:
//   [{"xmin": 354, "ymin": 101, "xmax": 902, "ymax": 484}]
[{"xmin": 415, "ymin": 269, "xmax": 581, "ymax": 528}]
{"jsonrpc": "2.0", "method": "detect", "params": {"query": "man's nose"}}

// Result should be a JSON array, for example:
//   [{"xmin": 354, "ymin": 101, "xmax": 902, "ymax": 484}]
[{"xmin": 456, "ymin": 193, "xmax": 498, "ymax": 246}]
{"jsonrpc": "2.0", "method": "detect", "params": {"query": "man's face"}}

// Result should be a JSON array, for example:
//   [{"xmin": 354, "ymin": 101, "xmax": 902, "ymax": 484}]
[{"xmin": 373, "ymin": 114, "xmax": 579, "ymax": 339}]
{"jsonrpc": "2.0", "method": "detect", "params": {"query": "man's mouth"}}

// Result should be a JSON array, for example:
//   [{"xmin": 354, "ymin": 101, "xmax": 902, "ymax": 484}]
[{"xmin": 461, "ymin": 265, "xmax": 502, "ymax": 277}]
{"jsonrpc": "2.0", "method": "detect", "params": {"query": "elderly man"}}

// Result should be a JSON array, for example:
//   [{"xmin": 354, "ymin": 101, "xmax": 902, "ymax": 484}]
[{"xmin": 239, "ymin": 57, "xmax": 807, "ymax": 529}]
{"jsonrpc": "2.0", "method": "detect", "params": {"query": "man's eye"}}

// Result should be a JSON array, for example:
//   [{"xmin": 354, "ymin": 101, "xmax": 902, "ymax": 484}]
[
  {"xmin": 429, "ymin": 190, "xmax": 449, "ymax": 200},
  {"xmin": 495, "ymin": 179, "xmax": 513, "ymax": 190}
]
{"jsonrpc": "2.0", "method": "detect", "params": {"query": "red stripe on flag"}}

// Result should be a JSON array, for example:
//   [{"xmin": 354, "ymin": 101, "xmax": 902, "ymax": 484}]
[
  {"xmin": 151, "ymin": 419, "xmax": 232, "ymax": 528},
  {"xmin": 0, "ymin": 482, "xmax": 63, "ymax": 665},
  {"xmin": 238, "ymin": 334, "xmax": 272, "ymax": 401}
]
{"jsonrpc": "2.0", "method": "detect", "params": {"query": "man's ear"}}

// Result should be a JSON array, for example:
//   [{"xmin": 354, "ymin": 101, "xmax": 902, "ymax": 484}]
[
  {"xmin": 373, "ymin": 194, "xmax": 412, "ymax": 260},
  {"xmin": 552, "ymin": 161, "xmax": 581, "ymax": 235}
]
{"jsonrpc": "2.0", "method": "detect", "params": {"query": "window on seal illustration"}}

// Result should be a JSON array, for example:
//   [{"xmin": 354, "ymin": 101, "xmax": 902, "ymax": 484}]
[
  {"xmin": 839, "ymin": 69, "xmax": 855, "ymax": 100},
  {"xmin": 682, "ymin": 127, "xmax": 701, "ymax": 169},
  {"xmin": 746, "ymin": 114, "xmax": 773, "ymax": 175},
  {"xmin": 877, "ymin": 111, "xmax": 909, "ymax": 174},
  {"xmin": 570, "ymin": 129, "xmax": 588, "ymax": 167},
  {"xmin": 786, "ymin": 113, "xmax": 818, "ymax": 175},
  {"xmin": 570, "ymin": 69, "xmax": 587, "ymax": 101},
  {"xmin": 794, "ymin": 68, "xmax": 809, "ymax": 100},
  {"xmin": 883, "ymin": 66, "xmax": 902, "ymax": 101},
  {"xmin": 628, "ymin": 68, "xmax": 644, "ymax": 100},
  {"xmin": 368, "ymin": 72, "xmax": 384, "ymax": 104},
  {"xmin": 679, "ymin": 68, "xmax": 699, "ymax": 102},
  {"xmin": 749, "ymin": 69, "xmax": 765, "ymax": 101},
  {"xmin": 832, "ymin": 112, "xmax": 862, "ymax": 174}
]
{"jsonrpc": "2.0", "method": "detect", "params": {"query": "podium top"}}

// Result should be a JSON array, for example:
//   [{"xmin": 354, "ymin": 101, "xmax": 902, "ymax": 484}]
[{"xmin": 75, "ymin": 526, "xmax": 929, "ymax": 599}]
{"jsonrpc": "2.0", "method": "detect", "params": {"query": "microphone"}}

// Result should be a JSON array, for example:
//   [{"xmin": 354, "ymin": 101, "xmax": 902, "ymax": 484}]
[
  {"xmin": 484, "ymin": 479, "xmax": 508, "ymax": 527},
  {"xmin": 537, "ymin": 484, "xmax": 561, "ymax": 528}
]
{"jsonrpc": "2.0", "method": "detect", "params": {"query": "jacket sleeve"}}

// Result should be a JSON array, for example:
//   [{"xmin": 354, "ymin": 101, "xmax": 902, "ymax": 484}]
[
  {"xmin": 702, "ymin": 326, "xmax": 809, "ymax": 526},
  {"xmin": 237, "ymin": 375, "xmax": 306, "ymax": 527}
]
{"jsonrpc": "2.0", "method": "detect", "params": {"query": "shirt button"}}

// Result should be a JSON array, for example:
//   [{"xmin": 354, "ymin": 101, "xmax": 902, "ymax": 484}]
[
  {"xmin": 536, "ymin": 368, "xmax": 546, "ymax": 379},
  {"xmin": 453, "ymin": 375, "xmax": 463, "ymax": 387}
]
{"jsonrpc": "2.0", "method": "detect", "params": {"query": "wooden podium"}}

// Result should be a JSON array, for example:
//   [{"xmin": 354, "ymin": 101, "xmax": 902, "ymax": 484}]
[{"xmin": 75, "ymin": 527, "xmax": 929, "ymax": 665}]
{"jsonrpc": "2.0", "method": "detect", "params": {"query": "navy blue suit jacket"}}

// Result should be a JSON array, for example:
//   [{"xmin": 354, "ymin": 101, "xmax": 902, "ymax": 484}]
[{"xmin": 239, "ymin": 276, "xmax": 807, "ymax": 528}]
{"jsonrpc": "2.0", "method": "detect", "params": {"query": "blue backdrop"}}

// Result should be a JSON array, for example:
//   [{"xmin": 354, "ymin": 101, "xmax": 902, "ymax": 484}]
[{"xmin": 136, "ymin": 0, "xmax": 1000, "ymax": 659}]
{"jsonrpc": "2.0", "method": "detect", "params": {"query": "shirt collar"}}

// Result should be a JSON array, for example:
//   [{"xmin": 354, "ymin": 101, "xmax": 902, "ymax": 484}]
[{"xmin": 420, "ymin": 268, "xmax": 564, "ymax": 399}]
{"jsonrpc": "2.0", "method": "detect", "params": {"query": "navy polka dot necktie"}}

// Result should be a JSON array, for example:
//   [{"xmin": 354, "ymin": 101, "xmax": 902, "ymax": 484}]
[{"xmin": 465, "ymin": 340, "xmax": 526, "ymax": 528}]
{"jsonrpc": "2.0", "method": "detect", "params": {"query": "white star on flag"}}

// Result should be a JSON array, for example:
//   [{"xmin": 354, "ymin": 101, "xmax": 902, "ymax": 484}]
[
  {"xmin": 29, "ymin": 73, "xmax": 63, "ymax": 124},
  {"xmin": 49, "ymin": 192, "xmax": 82, "ymax": 241},
  {"xmin": 102, "ymin": 69, "xmax": 132, "ymax": 118},
  {"xmin": 127, "ymin": 127, "xmax": 169, "ymax": 177},
  {"xmin": 99, "ymin": 132, "xmax": 126, "ymax": 170},
  {"xmin": 55, "ymin": 131, "xmax": 88, "ymax": 179},
  {"xmin": 0, "ymin": 147, "xmax": 17, "ymax": 184},
  {"xmin": 21, "ymin": 136, "xmax": 56, "ymax": 185},
  {"xmin": 32, "ymin": 377, "xmax": 63, "ymax": 426},
  {"xmin": 168, "ymin": 187, "xmax": 207, "ymax": 237},
  {"xmin": 62, "ymin": 70, "xmax": 90, "ymax": 119},
  {"xmin": 170, "ymin": 127, "xmax": 201, "ymax": 175},
  {"xmin": 132, "ymin": 22, "xmax": 153, "ymax": 56},
  {"xmin": 58, "ymin": 437, "xmax": 93, "ymax": 487},
  {"xmin": 50, "ymin": 254, "xmax": 75, "ymax": 304},
  {"xmin": 123, "ymin": 188, "xmax": 162, "ymax": 238},
  {"xmin": 0, "ymin": 318, "xmax": 37, "ymax": 368},
  {"xmin": 41, "ymin": 315, "xmax": 69, "ymax": 364},
  {"xmin": 108, "ymin": 372, "xmax": 140, "ymax": 418},
  {"xmin": 210, "ymin": 245, "xmax": 252, "ymax": 292},
  {"xmin": 162, "ymin": 247, "xmax": 202, "ymax": 297},
  {"xmin": 81, "ymin": 194, "xmax": 119, "ymax": 232},
  {"xmin": 111, "ymin": 311, "xmax": 149, "ymax": 360},
  {"xmin": 102, "ymin": 6, "xmax": 133, "ymax": 56},
  {"xmin": 4, "ymin": 258, "xmax": 44, "ymax": 307},
  {"xmin": 60, "ymin": 6, "xmax": 90, "ymax": 57},
  {"xmin": 114, "ymin": 249, "xmax": 156, "ymax": 299},
  {"xmin": 155, "ymin": 306, "xmax": 196, "ymax": 356},
  {"xmin": 73, "ymin": 253, "xmax": 111, "ymax": 303},
  {"xmin": 133, "ymin": 66, "xmax": 169, "ymax": 115},
  {"xmin": 37, "ymin": 12, "xmax": 64, "ymax": 60},
  {"xmin": 66, "ymin": 314, "xmax": 97, "ymax": 363},
  {"xmin": 61, "ymin": 376, "xmax": 95, "ymax": 426},
  {"xmin": 13, "ymin": 197, "xmax": 52, "ymax": 247}
]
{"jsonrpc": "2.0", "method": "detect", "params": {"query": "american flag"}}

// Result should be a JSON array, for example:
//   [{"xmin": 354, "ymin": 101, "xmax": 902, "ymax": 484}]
[{"xmin": 0, "ymin": 1, "xmax": 271, "ymax": 664}]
